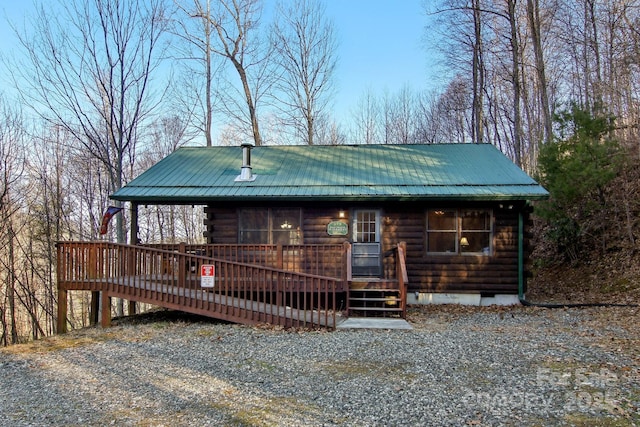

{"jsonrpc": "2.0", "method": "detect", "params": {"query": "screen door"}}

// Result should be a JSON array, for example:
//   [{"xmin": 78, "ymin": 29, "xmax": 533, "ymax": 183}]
[{"xmin": 352, "ymin": 210, "xmax": 381, "ymax": 277}]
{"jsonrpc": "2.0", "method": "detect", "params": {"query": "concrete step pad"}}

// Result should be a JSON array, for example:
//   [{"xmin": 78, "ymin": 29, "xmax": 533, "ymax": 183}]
[{"xmin": 336, "ymin": 317, "xmax": 413, "ymax": 330}]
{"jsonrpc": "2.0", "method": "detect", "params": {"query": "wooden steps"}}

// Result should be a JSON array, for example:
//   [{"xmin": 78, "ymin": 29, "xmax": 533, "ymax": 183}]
[{"xmin": 348, "ymin": 281, "xmax": 403, "ymax": 318}]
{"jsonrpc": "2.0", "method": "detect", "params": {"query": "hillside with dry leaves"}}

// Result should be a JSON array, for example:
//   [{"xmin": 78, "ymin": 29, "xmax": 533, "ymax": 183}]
[{"xmin": 526, "ymin": 154, "xmax": 640, "ymax": 307}]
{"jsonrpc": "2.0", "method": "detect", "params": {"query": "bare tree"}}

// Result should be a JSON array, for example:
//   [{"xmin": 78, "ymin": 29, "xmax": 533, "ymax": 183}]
[
  {"xmin": 427, "ymin": 0, "xmax": 640, "ymax": 173},
  {"xmin": 436, "ymin": 76, "xmax": 473, "ymax": 143},
  {"xmin": 207, "ymin": 0, "xmax": 271, "ymax": 146},
  {"xmin": 427, "ymin": 0, "xmax": 487, "ymax": 144},
  {"xmin": 11, "ymin": 0, "xmax": 169, "ymax": 243},
  {"xmin": 314, "ymin": 116, "xmax": 346, "ymax": 146},
  {"xmin": 350, "ymin": 87, "xmax": 380, "ymax": 145},
  {"xmin": 471, "ymin": 0, "xmax": 486, "ymax": 143},
  {"xmin": 11, "ymin": 0, "xmax": 170, "ymax": 321},
  {"xmin": 427, "ymin": 0, "xmax": 539, "ymax": 165},
  {"xmin": 173, "ymin": 0, "xmax": 222, "ymax": 147},
  {"xmin": 137, "ymin": 114, "xmax": 193, "ymax": 244},
  {"xmin": 526, "ymin": 0, "xmax": 552, "ymax": 145},
  {"xmin": 506, "ymin": 0, "xmax": 524, "ymax": 167},
  {"xmin": 414, "ymin": 90, "xmax": 442, "ymax": 144},
  {"xmin": 391, "ymin": 85, "xmax": 417, "ymax": 144},
  {"xmin": 0, "ymin": 100, "xmax": 24, "ymax": 216},
  {"xmin": 26, "ymin": 126, "xmax": 75, "ymax": 335},
  {"xmin": 271, "ymin": 0, "xmax": 338, "ymax": 145},
  {"xmin": 0, "ymin": 97, "xmax": 26, "ymax": 344}
]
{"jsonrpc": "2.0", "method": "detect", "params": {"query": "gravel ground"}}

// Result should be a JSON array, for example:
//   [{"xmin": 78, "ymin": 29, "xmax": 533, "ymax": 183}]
[{"xmin": 0, "ymin": 305, "xmax": 638, "ymax": 427}]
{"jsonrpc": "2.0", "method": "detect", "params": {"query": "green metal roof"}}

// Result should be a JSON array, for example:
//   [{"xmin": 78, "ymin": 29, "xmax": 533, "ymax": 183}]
[{"xmin": 111, "ymin": 144, "xmax": 549, "ymax": 203}]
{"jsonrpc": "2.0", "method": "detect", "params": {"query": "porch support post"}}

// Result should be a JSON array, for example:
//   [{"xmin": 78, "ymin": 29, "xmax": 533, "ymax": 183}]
[
  {"xmin": 90, "ymin": 292, "xmax": 100, "ymax": 325},
  {"xmin": 130, "ymin": 202, "xmax": 139, "ymax": 245},
  {"xmin": 128, "ymin": 202, "xmax": 139, "ymax": 315},
  {"xmin": 342, "ymin": 241, "xmax": 352, "ymax": 282},
  {"xmin": 518, "ymin": 207, "xmax": 525, "ymax": 302},
  {"xmin": 343, "ymin": 242, "xmax": 352, "ymax": 315},
  {"xmin": 128, "ymin": 300, "xmax": 137, "ymax": 316},
  {"xmin": 101, "ymin": 292, "xmax": 112, "ymax": 328},
  {"xmin": 57, "ymin": 287, "xmax": 68, "ymax": 334}
]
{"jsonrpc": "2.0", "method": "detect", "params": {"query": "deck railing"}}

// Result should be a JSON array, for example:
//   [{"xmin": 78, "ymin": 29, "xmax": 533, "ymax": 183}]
[
  {"xmin": 143, "ymin": 243, "xmax": 347, "ymax": 279},
  {"xmin": 57, "ymin": 242, "xmax": 348, "ymax": 332}
]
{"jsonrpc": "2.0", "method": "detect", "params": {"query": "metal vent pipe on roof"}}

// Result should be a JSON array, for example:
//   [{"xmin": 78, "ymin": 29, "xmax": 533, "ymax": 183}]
[
  {"xmin": 242, "ymin": 142, "xmax": 251, "ymax": 167},
  {"xmin": 235, "ymin": 142, "xmax": 256, "ymax": 182}
]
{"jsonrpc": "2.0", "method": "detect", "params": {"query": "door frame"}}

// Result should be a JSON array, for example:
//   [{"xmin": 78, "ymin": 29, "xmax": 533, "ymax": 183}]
[{"xmin": 351, "ymin": 209, "xmax": 382, "ymax": 277}]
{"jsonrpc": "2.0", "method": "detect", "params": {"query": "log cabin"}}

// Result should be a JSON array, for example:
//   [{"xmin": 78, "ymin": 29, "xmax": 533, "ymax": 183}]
[
  {"xmin": 115, "ymin": 143, "xmax": 548, "ymax": 305},
  {"xmin": 57, "ymin": 143, "xmax": 548, "ymax": 332}
]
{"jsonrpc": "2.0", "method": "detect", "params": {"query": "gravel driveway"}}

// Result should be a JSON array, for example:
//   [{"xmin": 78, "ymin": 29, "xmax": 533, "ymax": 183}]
[{"xmin": 1, "ymin": 306, "xmax": 638, "ymax": 426}]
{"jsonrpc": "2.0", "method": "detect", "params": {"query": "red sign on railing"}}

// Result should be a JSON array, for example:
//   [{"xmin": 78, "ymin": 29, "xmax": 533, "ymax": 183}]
[{"xmin": 201, "ymin": 264, "xmax": 215, "ymax": 288}]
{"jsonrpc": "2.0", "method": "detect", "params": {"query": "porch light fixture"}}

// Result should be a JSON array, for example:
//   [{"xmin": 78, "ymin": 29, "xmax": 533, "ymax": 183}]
[
  {"xmin": 460, "ymin": 237, "xmax": 470, "ymax": 247},
  {"xmin": 338, "ymin": 210, "xmax": 346, "ymax": 218}
]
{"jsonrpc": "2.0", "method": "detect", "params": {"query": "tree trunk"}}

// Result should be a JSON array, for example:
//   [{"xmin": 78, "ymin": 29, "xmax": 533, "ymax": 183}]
[
  {"xmin": 0, "ymin": 306, "xmax": 7, "ymax": 346},
  {"xmin": 232, "ymin": 59, "xmax": 262, "ymax": 146},
  {"xmin": 7, "ymin": 223, "xmax": 18, "ymax": 344},
  {"xmin": 205, "ymin": 1, "xmax": 213, "ymax": 147},
  {"xmin": 507, "ymin": 0, "xmax": 523, "ymax": 167},
  {"xmin": 586, "ymin": 0, "xmax": 603, "ymax": 110},
  {"xmin": 472, "ymin": 0, "xmax": 484, "ymax": 144},
  {"xmin": 526, "ymin": 0, "xmax": 552, "ymax": 146}
]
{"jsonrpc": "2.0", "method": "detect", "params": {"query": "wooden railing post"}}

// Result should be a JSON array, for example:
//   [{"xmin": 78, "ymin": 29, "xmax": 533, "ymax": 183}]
[
  {"xmin": 127, "ymin": 246, "xmax": 137, "ymax": 311},
  {"xmin": 178, "ymin": 242, "xmax": 186, "ymax": 289},
  {"xmin": 276, "ymin": 244, "xmax": 283, "ymax": 269},
  {"xmin": 88, "ymin": 244, "xmax": 98, "ymax": 279},
  {"xmin": 127, "ymin": 244, "xmax": 135, "ymax": 279}
]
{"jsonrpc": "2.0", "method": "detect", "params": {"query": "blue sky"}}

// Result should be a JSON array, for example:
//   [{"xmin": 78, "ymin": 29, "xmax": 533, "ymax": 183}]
[
  {"xmin": 324, "ymin": 0, "xmax": 442, "ymax": 117},
  {"xmin": 0, "ymin": 1, "xmax": 443, "ymax": 124}
]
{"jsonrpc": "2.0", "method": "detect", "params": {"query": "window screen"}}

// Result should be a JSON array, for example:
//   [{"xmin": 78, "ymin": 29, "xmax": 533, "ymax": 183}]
[
  {"xmin": 460, "ymin": 210, "xmax": 491, "ymax": 254},
  {"xmin": 426, "ymin": 209, "xmax": 492, "ymax": 255},
  {"xmin": 239, "ymin": 209, "xmax": 301, "ymax": 244},
  {"xmin": 426, "ymin": 210, "xmax": 457, "ymax": 253}
]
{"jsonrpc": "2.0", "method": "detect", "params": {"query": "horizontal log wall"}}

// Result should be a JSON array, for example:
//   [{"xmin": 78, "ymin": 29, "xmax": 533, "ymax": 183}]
[
  {"xmin": 204, "ymin": 202, "xmax": 533, "ymax": 295},
  {"xmin": 303, "ymin": 208, "xmax": 349, "ymax": 245},
  {"xmin": 204, "ymin": 206, "xmax": 238, "ymax": 243},
  {"xmin": 205, "ymin": 205, "xmax": 349, "ymax": 246},
  {"xmin": 381, "ymin": 203, "xmax": 526, "ymax": 295}
]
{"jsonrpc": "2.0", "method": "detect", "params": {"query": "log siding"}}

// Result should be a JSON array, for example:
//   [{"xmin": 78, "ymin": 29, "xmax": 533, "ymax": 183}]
[{"xmin": 204, "ymin": 201, "xmax": 532, "ymax": 296}]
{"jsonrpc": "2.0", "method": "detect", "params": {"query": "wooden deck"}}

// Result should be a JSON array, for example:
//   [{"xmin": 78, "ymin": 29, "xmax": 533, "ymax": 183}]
[
  {"xmin": 91, "ymin": 274, "xmax": 338, "ymax": 328},
  {"xmin": 56, "ymin": 242, "xmax": 408, "ymax": 332}
]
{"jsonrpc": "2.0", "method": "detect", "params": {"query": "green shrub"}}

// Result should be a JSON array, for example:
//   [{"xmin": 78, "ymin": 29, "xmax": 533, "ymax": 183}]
[{"xmin": 535, "ymin": 105, "xmax": 623, "ymax": 262}]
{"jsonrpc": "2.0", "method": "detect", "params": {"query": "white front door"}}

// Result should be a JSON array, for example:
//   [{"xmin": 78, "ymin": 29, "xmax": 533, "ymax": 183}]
[{"xmin": 352, "ymin": 210, "xmax": 381, "ymax": 277}]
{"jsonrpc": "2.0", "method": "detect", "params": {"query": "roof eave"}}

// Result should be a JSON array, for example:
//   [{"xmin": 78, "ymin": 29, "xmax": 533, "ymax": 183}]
[{"xmin": 110, "ymin": 193, "xmax": 549, "ymax": 204}]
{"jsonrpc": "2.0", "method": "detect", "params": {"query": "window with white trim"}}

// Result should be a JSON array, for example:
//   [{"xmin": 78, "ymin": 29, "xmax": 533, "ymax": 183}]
[
  {"xmin": 426, "ymin": 209, "xmax": 492, "ymax": 255},
  {"xmin": 239, "ymin": 208, "xmax": 302, "ymax": 244}
]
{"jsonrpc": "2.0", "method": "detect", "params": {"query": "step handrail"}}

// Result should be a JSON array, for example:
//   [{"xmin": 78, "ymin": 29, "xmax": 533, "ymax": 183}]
[{"xmin": 396, "ymin": 242, "xmax": 408, "ymax": 317}]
